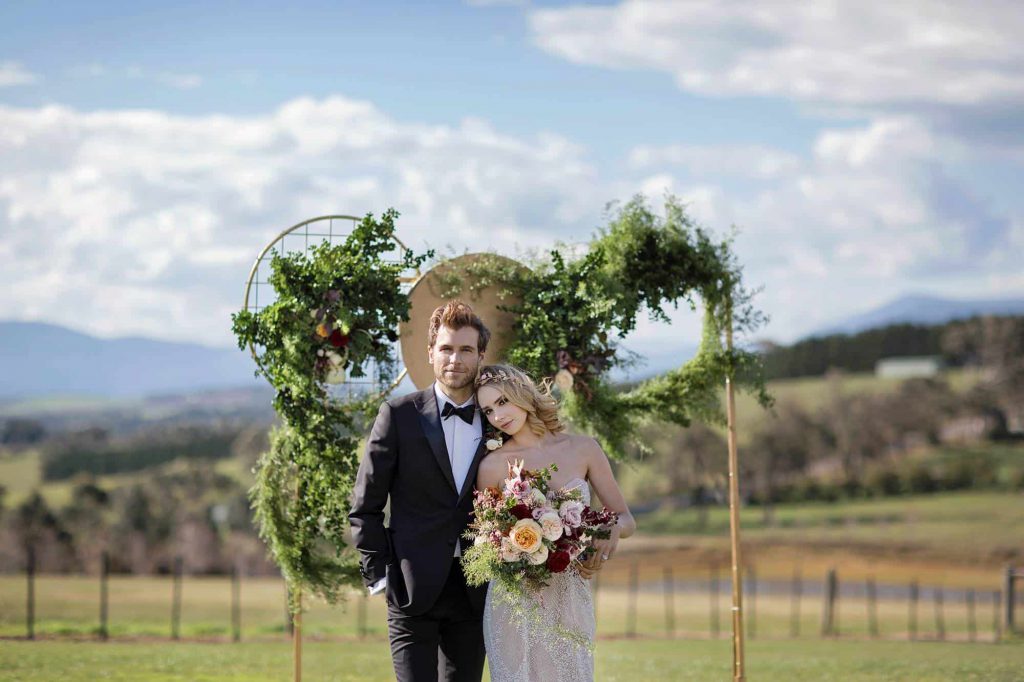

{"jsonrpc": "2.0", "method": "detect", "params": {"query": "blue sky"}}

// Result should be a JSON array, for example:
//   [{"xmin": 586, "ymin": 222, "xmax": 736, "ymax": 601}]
[{"xmin": 2, "ymin": 0, "xmax": 1022, "ymax": 362}]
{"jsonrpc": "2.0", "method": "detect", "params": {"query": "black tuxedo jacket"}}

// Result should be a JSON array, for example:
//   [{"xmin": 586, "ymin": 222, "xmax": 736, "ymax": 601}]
[{"xmin": 349, "ymin": 385, "xmax": 488, "ymax": 616}]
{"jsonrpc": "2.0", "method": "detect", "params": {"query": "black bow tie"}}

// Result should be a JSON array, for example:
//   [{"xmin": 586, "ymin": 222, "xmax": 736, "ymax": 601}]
[{"xmin": 441, "ymin": 401, "xmax": 475, "ymax": 425}]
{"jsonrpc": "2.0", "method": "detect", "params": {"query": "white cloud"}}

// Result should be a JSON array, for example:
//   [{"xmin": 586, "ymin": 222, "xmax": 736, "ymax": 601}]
[
  {"xmin": 0, "ymin": 61, "xmax": 39, "ymax": 87},
  {"xmin": 529, "ymin": 0, "xmax": 1024, "ymax": 107},
  {"xmin": 630, "ymin": 143, "xmax": 801, "ymax": 179},
  {"xmin": 628, "ymin": 115, "xmax": 1021, "ymax": 339},
  {"xmin": 0, "ymin": 97, "xmax": 600, "ymax": 346}
]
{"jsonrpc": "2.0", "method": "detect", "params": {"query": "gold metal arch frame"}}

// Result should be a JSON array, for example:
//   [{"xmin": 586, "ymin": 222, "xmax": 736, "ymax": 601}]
[{"xmin": 241, "ymin": 214, "xmax": 421, "ymax": 399}]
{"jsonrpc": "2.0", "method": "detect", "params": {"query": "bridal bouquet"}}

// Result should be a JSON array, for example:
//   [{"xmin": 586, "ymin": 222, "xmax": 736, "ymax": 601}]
[{"xmin": 461, "ymin": 460, "xmax": 618, "ymax": 636}]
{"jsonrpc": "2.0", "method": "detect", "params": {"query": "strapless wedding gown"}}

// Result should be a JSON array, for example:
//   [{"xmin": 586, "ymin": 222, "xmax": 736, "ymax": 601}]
[{"xmin": 483, "ymin": 477, "xmax": 596, "ymax": 682}]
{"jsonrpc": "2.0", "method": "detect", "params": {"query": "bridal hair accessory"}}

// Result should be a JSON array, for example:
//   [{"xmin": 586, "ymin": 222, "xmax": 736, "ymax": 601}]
[{"xmin": 475, "ymin": 367, "xmax": 526, "ymax": 388}]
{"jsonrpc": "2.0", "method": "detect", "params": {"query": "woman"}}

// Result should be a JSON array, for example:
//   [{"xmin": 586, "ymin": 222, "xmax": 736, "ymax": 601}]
[{"xmin": 474, "ymin": 364, "xmax": 636, "ymax": 682}]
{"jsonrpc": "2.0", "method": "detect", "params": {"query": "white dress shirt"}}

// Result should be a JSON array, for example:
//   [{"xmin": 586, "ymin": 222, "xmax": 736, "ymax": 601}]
[{"xmin": 434, "ymin": 382, "xmax": 482, "ymax": 498}]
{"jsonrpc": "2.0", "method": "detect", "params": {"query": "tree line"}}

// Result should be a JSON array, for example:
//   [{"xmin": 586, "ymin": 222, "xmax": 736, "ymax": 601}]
[{"xmin": 760, "ymin": 315, "xmax": 1024, "ymax": 379}]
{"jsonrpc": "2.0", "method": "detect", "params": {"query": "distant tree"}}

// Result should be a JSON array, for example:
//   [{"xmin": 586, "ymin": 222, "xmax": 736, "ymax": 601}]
[
  {"xmin": 60, "ymin": 479, "xmax": 112, "ymax": 570},
  {"xmin": 943, "ymin": 315, "xmax": 1024, "ymax": 429},
  {"xmin": 9, "ymin": 492, "xmax": 77, "ymax": 571},
  {"xmin": 748, "ymin": 401, "xmax": 824, "ymax": 523},
  {"xmin": 1, "ymin": 418, "xmax": 47, "ymax": 446}
]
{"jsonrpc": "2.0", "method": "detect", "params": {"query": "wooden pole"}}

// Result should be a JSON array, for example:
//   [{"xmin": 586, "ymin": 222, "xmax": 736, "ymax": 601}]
[
  {"xmin": 293, "ymin": 588, "xmax": 302, "ymax": 682},
  {"xmin": 724, "ymin": 304, "xmax": 746, "ymax": 681},
  {"xmin": 99, "ymin": 551, "xmax": 109, "ymax": 641},
  {"xmin": 790, "ymin": 567, "xmax": 801, "ymax": 638},
  {"xmin": 26, "ymin": 545, "xmax": 35, "ymax": 641},
  {"xmin": 171, "ymin": 555, "xmax": 183, "ymax": 640},
  {"xmin": 232, "ymin": 563, "xmax": 241, "ymax": 643},
  {"xmin": 664, "ymin": 565, "xmax": 676, "ymax": 637},
  {"xmin": 867, "ymin": 576, "xmax": 879, "ymax": 639}
]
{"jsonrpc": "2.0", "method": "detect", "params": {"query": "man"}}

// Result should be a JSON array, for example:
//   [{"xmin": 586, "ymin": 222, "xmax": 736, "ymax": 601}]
[{"xmin": 349, "ymin": 300, "xmax": 491, "ymax": 682}]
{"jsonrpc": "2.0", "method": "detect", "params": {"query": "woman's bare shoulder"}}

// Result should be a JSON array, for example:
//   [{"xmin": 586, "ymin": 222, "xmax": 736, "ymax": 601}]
[{"xmin": 565, "ymin": 433, "xmax": 602, "ymax": 456}]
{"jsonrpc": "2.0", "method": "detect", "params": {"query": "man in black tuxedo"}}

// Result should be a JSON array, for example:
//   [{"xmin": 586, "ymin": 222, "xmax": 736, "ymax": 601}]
[{"xmin": 349, "ymin": 300, "xmax": 490, "ymax": 682}]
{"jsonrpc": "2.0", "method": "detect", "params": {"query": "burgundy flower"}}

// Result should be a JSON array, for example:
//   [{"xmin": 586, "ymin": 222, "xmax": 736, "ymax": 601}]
[
  {"xmin": 546, "ymin": 550, "xmax": 571, "ymax": 573},
  {"xmin": 329, "ymin": 329, "xmax": 350, "ymax": 348},
  {"xmin": 510, "ymin": 503, "xmax": 532, "ymax": 520}
]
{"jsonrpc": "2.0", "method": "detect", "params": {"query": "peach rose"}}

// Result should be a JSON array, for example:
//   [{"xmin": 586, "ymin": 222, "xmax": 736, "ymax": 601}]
[{"xmin": 509, "ymin": 518, "xmax": 543, "ymax": 554}]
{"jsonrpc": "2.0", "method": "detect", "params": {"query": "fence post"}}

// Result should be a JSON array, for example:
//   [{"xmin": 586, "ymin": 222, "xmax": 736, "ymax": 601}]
[
  {"xmin": 908, "ymin": 580, "xmax": 919, "ymax": 641},
  {"xmin": 967, "ymin": 589, "xmax": 976, "ymax": 642},
  {"xmin": 99, "ymin": 551, "xmax": 109, "ymax": 641},
  {"xmin": 710, "ymin": 565, "xmax": 720, "ymax": 639},
  {"xmin": 993, "ymin": 590, "xmax": 1002, "ymax": 642},
  {"xmin": 867, "ymin": 576, "xmax": 879, "ymax": 639},
  {"xmin": 821, "ymin": 568, "xmax": 837, "ymax": 637},
  {"xmin": 626, "ymin": 560, "xmax": 638, "ymax": 638},
  {"xmin": 1005, "ymin": 565, "xmax": 1016, "ymax": 634},
  {"xmin": 747, "ymin": 566, "xmax": 757, "ymax": 640},
  {"xmin": 934, "ymin": 587, "xmax": 945, "ymax": 641},
  {"xmin": 663, "ymin": 565, "xmax": 675, "ymax": 638},
  {"xmin": 231, "ymin": 563, "xmax": 241, "ymax": 643},
  {"xmin": 790, "ymin": 568, "xmax": 801, "ymax": 638},
  {"xmin": 357, "ymin": 589, "xmax": 368, "ymax": 639},
  {"xmin": 171, "ymin": 555, "xmax": 183, "ymax": 640},
  {"xmin": 26, "ymin": 545, "xmax": 35, "ymax": 640}
]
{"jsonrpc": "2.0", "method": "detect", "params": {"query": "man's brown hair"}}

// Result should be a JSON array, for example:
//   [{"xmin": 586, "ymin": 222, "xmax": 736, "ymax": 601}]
[{"xmin": 427, "ymin": 300, "xmax": 491, "ymax": 352}]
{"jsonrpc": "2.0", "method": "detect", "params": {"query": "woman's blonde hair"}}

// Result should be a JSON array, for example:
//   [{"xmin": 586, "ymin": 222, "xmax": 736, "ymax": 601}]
[{"xmin": 475, "ymin": 365, "xmax": 565, "ymax": 437}]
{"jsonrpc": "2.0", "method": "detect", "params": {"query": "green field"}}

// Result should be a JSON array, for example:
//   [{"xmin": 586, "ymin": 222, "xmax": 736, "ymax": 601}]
[{"xmin": 1, "ymin": 637, "xmax": 1022, "ymax": 681}]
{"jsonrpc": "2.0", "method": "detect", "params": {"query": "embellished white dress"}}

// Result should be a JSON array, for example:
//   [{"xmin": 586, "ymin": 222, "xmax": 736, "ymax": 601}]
[{"xmin": 483, "ymin": 477, "xmax": 596, "ymax": 682}]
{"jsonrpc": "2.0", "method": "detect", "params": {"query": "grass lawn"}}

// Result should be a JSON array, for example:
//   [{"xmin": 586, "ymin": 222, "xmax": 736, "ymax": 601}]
[
  {"xmin": 0, "ymin": 637, "xmax": 1022, "ymax": 681},
  {"xmin": 631, "ymin": 490, "xmax": 1024, "ymax": 578}
]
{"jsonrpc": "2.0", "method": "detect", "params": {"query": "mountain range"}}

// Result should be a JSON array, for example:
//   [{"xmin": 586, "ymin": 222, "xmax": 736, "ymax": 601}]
[
  {"xmin": 1, "ymin": 294, "xmax": 1022, "ymax": 401},
  {"xmin": 810, "ymin": 294, "xmax": 1024, "ymax": 337},
  {"xmin": 0, "ymin": 321, "xmax": 261, "ymax": 401}
]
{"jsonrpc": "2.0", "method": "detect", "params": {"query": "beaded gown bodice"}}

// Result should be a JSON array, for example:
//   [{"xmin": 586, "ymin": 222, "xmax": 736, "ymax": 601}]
[{"xmin": 483, "ymin": 477, "xmax": 595, "ymax": 682}]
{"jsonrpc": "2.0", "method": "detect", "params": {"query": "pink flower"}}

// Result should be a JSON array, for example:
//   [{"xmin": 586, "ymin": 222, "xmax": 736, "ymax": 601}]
[
  {"xmin": 505, "ymin": 478, "xmax": 531, "ymax": 501},
  {"xmin": 559, "ymin": 500, "xmax": 584, "ymax": 528}
]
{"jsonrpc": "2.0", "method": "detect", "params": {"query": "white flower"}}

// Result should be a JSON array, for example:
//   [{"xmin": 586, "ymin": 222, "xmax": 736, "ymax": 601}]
[
  {"xmin": 530, "ymin": 488, "xmax": 547, "ymax": 506},
  {"xmin": 474, "ymin": 535, "xmax": 487, "ymax": 547},
  {"xmin": 538, "ymin": 511, "xmax": 564, "ymax": 541},
  {"xmin": 486, "ymin": 438, "xmax": 503, "ymax": 451},
  {"xmin": 500, "ymin": 536, "xmax": 521, "ymax": 562},
  {"xmin": 327, "ymin": 351, "xmax": 344, "ymax": 366},
  {"xmin": 526, "ymin": 543, "xmax": 549, "ymax": 565},
  {"xmin": 559, "ymin": 500, "xmax": 584, "ymax": 528}
]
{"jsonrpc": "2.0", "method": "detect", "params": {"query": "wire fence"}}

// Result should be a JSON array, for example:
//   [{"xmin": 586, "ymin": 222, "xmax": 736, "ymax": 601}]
[{"xmin": 3, "ymin": 551, "xmax": 1020, "ymax": 644}]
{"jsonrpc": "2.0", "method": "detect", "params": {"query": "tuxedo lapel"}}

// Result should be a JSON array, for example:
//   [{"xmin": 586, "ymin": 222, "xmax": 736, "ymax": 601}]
[
  {"xmin": 416, "ymin": 387, "xmax": 458, "ymax": 495},
  {"xmin": 458, "ymin": 419, "xmax": 488, "ymax": 503}
]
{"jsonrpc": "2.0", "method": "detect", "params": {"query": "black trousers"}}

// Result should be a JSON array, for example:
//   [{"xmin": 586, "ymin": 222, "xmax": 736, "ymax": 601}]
[{"xmin": 386, "ymin": 562, "xmax": 486, "ymax": 682}]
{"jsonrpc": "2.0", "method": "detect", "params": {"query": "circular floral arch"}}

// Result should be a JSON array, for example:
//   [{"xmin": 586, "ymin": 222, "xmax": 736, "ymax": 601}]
[{"xmin": 232, "ymin": 196, "xmax": 770, "ymax": 606}]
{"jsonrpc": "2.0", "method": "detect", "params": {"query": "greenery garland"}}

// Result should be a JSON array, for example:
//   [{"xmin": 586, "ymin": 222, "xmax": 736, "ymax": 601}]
[
  {"xmin": 435, "ymin": 195, "xmax": 772, "ymax": 459},
  {"xmin": 231, "ymin": 210, "xmax": 431, "ymax": 608}
]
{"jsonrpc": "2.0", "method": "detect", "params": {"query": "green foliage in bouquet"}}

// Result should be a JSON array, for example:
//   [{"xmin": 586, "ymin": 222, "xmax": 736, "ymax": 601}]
[
  {"xmin": 436, "ymin": 194, "xmax": 773, "ymax": 459},
  {"xmin": 230, "ymin": 210, "xmax": 431, "ymax": 608}
]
